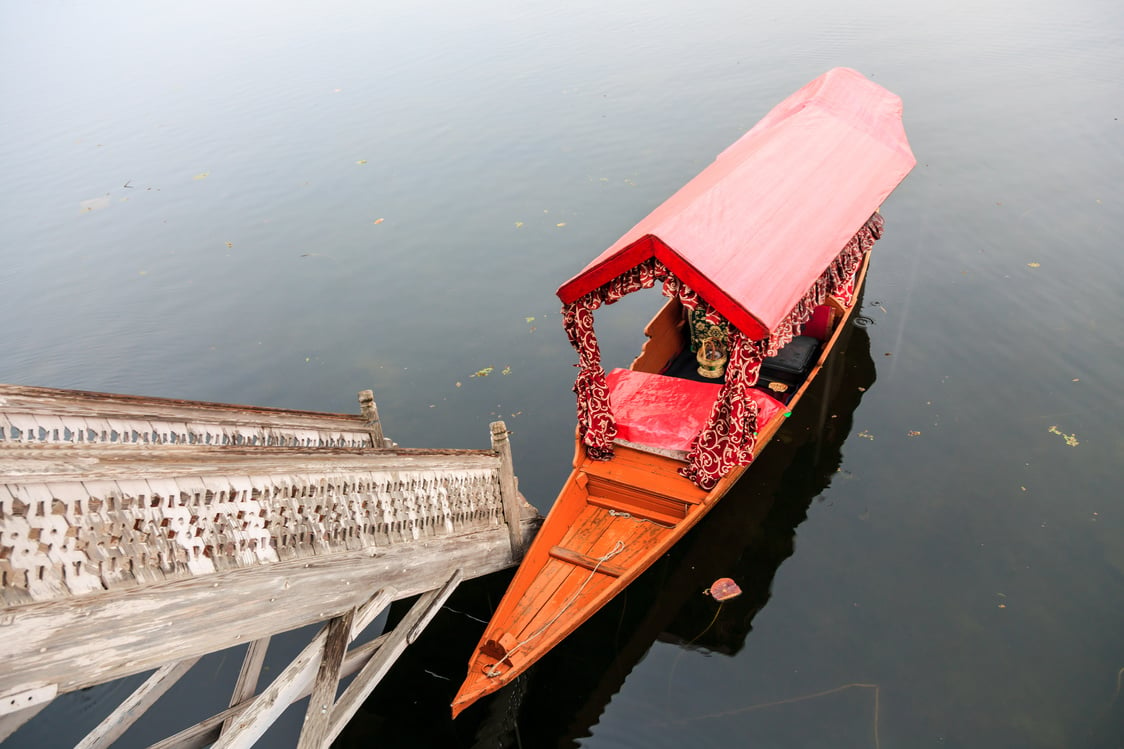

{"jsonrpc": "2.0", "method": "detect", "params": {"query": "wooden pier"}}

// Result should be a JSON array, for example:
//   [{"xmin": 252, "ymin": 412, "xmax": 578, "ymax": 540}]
[{"xmin": 0, "ymin": 384, "xmax": 541, "ymax": 747}]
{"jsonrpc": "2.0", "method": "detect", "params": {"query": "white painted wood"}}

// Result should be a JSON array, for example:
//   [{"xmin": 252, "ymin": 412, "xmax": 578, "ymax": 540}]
[
  {"xmin": 74, "ymin": 656, "xmax": 200, "ymax": 749},
  {"xmin": 324, "ymin": 569, "xmax": 464, "ymax": 744},
  {"xmin": 0, "ymin": 700, "xmax": 52, "ymax": 743},
  {"xmin": 221, "ymin": 636, "xmax": 271, "ymax": 736},
  {"xmin": 144, "ymin": 632, "xmax": 391, "ymax": 749},
  {"xmin": 0, "ymin": 518, "xmax": 537, "ymax": 698},
  {"xmin": 297, "ymin": 609, "xmax": 354, "ymax": 749},
  {"xmin": 490, "ymin": 421, "xmax": 524, "ymax": 561},
  {"xmin": 0, "ymin": 683, "xmax": 57, "ymax": 717},
  {"xmin": 211, "ymin": 588, "xmax": 395, "ymax": 749}
]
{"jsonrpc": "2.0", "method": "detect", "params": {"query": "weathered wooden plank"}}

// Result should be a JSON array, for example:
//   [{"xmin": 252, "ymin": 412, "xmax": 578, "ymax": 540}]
[
  {"xmin": 0, "ymin": 385, "xmax": 370, "ymax": 428},
  {"xmin": 221, "ymin": 636, "xmax": 270, "ymax": 736},
  {"xmin": 356, "ymin": 390, "xmax": 385, "ymax": 447},
  {"xmin": 2, "ymin": 445, "xmax": 512, "ymax": 604},
  {"xmin": 212, "ymin": 588, "xmax": 395, "ymax": 749},
  {"xmin": 74, "ymin": 656, "xmax": 200, "ymax": 749},
  {"xmin": 0, "ymin": 517, "xmax": 536, "ymax": 698},
  {"xmin": 297, "ymin": 609, "xmax": 354, "ymax": 749},
  {"xmin": 145, "ymin": 631, "xmax": 391, "ymax": 749},
  {"xmin": 490, "ymin": 422, "xmax": 524, "ymax": 562},
  {"xmin": 0, "ymin": 682, "xmax": 57, "ymax": 718},
  {"xmin": 324, "ymin": 569, "xmax": 464, "ymax": 745},
  {"xmin": 0, "ymin": 699, "xmax": 53, "ymax": 743},
  {"xmin": 0, "ymin": 445, "xmax": 502, "ymax": 481}
]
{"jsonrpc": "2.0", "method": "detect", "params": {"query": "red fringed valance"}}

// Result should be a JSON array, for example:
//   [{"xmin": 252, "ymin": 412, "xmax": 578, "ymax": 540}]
[{"xmin": 562, "ymin": 213, "xmax": 884, "ymax": 489}]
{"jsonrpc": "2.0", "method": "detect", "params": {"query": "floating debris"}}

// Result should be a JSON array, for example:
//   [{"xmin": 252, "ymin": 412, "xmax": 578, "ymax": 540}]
[
  {"xmin": 706, "ymin": 578, "xmax": 742, "ymax": 601},
  {"xmin": 79, "ymin": 196, "xmax": 111, "ymax": 214},
  {"xmin": 1047, "ymin": 425, "xmax": 1079, "ymax": 446}
]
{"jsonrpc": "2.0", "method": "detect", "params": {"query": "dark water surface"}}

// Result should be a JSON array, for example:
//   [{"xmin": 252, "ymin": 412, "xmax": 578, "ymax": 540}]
[{"xmin": 2, "ymin": 1, "xmax": 1122, "ymax": 747}]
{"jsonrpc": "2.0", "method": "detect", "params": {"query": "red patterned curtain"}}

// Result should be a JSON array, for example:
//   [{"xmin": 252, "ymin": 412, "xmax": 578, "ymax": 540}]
[{"xmin": 562, "ymin": 212, "xmax": 885, "ymax": 488}]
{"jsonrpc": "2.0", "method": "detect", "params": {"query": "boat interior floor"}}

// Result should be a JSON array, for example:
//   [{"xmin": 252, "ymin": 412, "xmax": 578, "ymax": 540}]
[
  {"xmin": 658, "ymin": 335, "xmax": 821, "ymax": 404},
  {"xmin": 661, "ymin": 347, "xmax": 726, "ymax": 384}
]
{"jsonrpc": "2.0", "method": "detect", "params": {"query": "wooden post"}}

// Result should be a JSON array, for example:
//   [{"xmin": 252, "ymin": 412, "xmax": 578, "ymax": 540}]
[
  {"xmin": 490, "ymin": 421, "xmax": 524, "ymax": 561},
  {"xmin": 356, "ymin": 390, "xmax": 386, "ymax": 447},
  {"xmin": 323, "ymin": 569, "xmax": 463, "ymax": 745},
  {"xmin": 297, "ymin": 609, "xmax": 354, "ymax": 749},
  {"xmin": 221, "ymin": 637, "xmax": 270, "ymax": 736}
]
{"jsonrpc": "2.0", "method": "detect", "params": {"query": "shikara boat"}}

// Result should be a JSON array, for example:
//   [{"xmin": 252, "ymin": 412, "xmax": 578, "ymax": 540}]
[{"xmin": 452, "ymin": 67, "xmax": 915, "ymax": 717}]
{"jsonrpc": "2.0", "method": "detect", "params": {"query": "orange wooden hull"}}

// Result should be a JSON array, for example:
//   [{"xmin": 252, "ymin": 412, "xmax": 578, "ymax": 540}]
[{"xmin": 451, "ymin": 259, "xmax": 869, "ymax": 718}]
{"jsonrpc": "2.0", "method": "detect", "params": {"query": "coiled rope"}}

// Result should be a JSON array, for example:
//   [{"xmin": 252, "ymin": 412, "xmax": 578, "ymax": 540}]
[{"xmin": 484, "ymin": 539, "xmax": 627, "ymax": 678}]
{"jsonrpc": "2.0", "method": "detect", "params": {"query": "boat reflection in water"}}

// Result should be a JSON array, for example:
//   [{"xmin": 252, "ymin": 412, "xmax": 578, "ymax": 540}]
[{"xmin": 335, "ymin": 314, "xmax": 877, "ymax": 748}]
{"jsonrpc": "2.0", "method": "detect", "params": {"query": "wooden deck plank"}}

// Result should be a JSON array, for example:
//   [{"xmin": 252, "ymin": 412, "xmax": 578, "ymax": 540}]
[
  {"xmin": 513, "ymin": 509, "xmax": 659, "ymax": 642},
  {"xmin": 508, "ymin": 503, "xmax": 618, "ymax": 629}
]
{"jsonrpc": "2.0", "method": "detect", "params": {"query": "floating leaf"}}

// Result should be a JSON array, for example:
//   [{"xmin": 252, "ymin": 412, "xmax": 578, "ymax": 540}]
[
  {"xmin": 501, "ymin": 366, "xmax": 512, "ymax": 376},
  {"xmin": 857, "ymin": 430, "xmax": 874, "ymax": 440},
  {"xmin": 908, "ymin": 430, "xmax": 921, "ymax": 437},
  {"xmin": 556, "ymin": 222, "xmax": 567, "ymax": 228},
  {"xmin": 1047, "ymin": 425, "xmax": 1079, "ymax": 446},
  {"xmin": 373, "ymin": 218, "xmax": 384, "ymax": 224},
  {"xmin": 525, "ymin": 316, "xmax": 535, "ymax": 323},
  {"xmin": 356, "ymin": 160, "xmax": 368, "ymax": 165},
  {"xmin": 470, "ymin": 367, "xmax": 494, "ymax": 378},
  {"xmin": 193, "ymin": 172, "xmax": 210, "ymax": 180},
  {"xmin": 455, "ymin": 382, "xmax": 462, "ymax": 388},
  {"xmin": 514, "ymin": 221, "xmax": 524, "ymax": 228},
  {"xmin": 225, "ymin": 241, "xmax": 233, "ymax": 248},
  {"xmin": 1027, "ymin": 262, "xmax": 1040, "ymax": 268}
]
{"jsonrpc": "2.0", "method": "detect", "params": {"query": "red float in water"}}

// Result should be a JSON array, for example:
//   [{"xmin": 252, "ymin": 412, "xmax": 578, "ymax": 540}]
[{"xmin": 707, "ymin": 577, "xmax": 742, "ymax": 601}]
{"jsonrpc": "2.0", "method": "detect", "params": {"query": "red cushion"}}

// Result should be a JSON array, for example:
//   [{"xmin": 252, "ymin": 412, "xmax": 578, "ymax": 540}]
[
  {"xmin": 801, "ymin": 305, "xmax": 833, "ymax": 340},
  {"xmin": 606, "ymin": 369, "xmax": 786, "ymax": 453}
]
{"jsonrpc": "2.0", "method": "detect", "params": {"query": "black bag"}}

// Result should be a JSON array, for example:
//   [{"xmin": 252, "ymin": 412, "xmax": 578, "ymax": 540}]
[{"xmin": 760, "ymin": 335, "xmax": 819, "ymax": 385}]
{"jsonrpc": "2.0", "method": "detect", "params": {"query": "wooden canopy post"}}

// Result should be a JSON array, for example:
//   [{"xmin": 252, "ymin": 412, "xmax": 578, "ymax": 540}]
[{"xmin": 491, "ymin": 421, "xmax": 524, "ymax": 561}]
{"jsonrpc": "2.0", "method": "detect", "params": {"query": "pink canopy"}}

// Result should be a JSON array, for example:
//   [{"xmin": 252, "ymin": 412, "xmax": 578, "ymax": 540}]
[{"xmin": 557, "ymin": 67, "xmax": 916, "ymax": 340}]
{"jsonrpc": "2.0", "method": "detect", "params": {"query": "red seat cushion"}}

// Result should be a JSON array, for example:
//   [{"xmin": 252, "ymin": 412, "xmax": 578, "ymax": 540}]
[{"xmin": 606, "ymin": 369, "xmax": 785, "ymax": 453}]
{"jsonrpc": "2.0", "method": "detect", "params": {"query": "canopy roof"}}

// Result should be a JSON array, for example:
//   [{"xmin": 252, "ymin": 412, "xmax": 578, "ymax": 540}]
[{"xmin": 556, "ymin": 67, "xmax": 916, "ymax": 340}]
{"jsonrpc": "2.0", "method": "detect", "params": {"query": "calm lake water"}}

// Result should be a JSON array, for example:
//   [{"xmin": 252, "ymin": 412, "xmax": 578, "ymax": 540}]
[{"xmin": 2, "ymin": 1, "xmax": 1122, "ymax": 747}]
